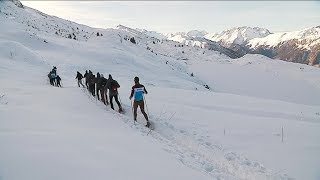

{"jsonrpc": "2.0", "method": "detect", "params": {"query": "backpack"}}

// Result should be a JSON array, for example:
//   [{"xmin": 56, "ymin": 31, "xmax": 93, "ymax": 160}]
[{"xmin": 110, "ymin": 80, "xmax": 120, "ymax": 92}]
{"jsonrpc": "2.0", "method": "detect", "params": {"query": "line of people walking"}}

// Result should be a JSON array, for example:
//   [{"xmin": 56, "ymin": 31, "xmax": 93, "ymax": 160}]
[
  {"xmin": 77, "ymin": 70, "xmax": 123, "ymax": 113},
  {"xmin": 46, "ymin": 67, "xmax": 150, "ymax": 127},
  {"xmin": 76, "ymin": 71, "xmax": 150, "ymax": 127}
]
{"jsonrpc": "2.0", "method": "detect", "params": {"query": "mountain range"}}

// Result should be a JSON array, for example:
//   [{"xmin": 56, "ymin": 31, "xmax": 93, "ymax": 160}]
[{"xmin": 167, "ymin": 26, "xmax": 320, "ymax": 66}]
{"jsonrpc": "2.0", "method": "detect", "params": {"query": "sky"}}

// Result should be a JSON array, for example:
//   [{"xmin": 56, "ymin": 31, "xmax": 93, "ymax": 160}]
[{"xmin": 21, "ymin": 1, "xmax": 320, "ymax": 34}]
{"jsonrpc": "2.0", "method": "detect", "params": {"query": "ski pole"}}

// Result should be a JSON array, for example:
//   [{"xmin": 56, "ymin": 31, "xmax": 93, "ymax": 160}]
[
  {"xmin": 95, "ymin": 83, "xmax": 97, "ymax": 104},
  {"xmin": 118, "ymin": 94, "xmax": 122, "ymax": 104},
  {"xmin": 143, "ymin": 96, "xmax": 150, "ymax": 118},
  {"xmin": 130, "ymin": 99, "xmax": 136, "ymax": 125}
]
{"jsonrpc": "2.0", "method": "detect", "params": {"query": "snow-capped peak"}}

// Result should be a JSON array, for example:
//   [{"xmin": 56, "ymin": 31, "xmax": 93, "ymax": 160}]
[
  {"xmin": 186, "ymin": 30, "xmax": 208, "ymax": 38},
  {"xmin": 116, "ymin": 24, "xmax": 137, "ymax": 32},
  {"xmin": 205, "ymin": 26, "xmax": 271, "ymax": 45},
  {"xmin": 248, "ymin": 25, "xmax": 320, "ymax": 49}
]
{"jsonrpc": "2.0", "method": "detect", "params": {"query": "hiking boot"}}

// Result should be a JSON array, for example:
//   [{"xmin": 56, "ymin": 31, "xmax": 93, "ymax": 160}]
[{"xmin": 146, "ymin": 121, "xmax": 151, "ymax": 128}]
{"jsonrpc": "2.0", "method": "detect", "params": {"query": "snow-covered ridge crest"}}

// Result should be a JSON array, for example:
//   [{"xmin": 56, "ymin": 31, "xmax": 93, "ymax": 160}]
[
  {"xmin": 205, "ymin": 26, "xmax": 271, "ymax": 45},
  {"xmin": 8, "ymin": 0, "xmax": 23, "ymax": 8},
  {"xmin": 248, "ymin": 25, "xmax": 320, "ymax": 49}
]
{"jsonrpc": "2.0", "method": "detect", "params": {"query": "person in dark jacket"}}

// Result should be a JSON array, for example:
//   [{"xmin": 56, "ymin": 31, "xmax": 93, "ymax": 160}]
[
  {"xmin": 48, "ymin": 71, "xmax": 54, "ymax": 86},
  {"xmin": 76, "ymin": 71, "xmax": 85, "ymax": 88},
  {"xmin": 95, "ymin": 72, "xmax": 101, "ymax": 100},
  {"xmin": 49, "ymin": 70, "xmax": 57, "ymax": 86},
  {"xmin": 129, "ymin": 76, "xmax": 149, "ymax": 127},
  {"xmin": 107, "ymin": 74, "xmax": 122, "ymax": 112},
  {"xmin": 99, "ymin": 74, "xmax": 109, "ymax": 105},
  {"xmin": 56, "ymin": 75, "xmax": 62, "ymax": 87},
  {"xmin": 83, "ymin": 70, "xmax": 89, "ymax": 89},
  {"xmin": 88, "ymin": 74, "xmax": 96, "ymax": 96},
  {"xmin": 52, "ymin": 66, "xmax": 57, "ymax": 75}
]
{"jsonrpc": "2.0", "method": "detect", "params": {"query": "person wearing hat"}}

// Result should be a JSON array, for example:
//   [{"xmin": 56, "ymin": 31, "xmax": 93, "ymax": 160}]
[
  {"xmin": 129, "ymin": 76, "xmax": 150, "ymax": 127},
  {"xmin": 106, "ymin": 74, "xmax": 123, "ymax": 112}
]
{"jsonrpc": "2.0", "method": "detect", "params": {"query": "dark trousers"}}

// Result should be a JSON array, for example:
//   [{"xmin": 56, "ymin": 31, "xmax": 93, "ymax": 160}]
[
  {"xmin": 57, "ymin": 81, "xmax": 61, "ymax": 87},
  {"xmin": 85, "ymin": 79, "xmax": 89, "ymax": 89},
  {"xmin": 89, "ymin": 84, "xmax": 95, "ymax": 96},
  {"xmin": 133, "ymin": 100, "xmax": 148, "ymax": 121},
  {"xmin": 96, "ymin": 85, "xmax": 100, "ymax": 100},
  {"xmin": 49, "ymin": 78, "xmax": 54, "ymax": 86},
  {"xmin": 77, "ymin": 79, "xmax": 85, "ymax": 87},
  {"xmin": 100, "ymin": 88, "xmax": 108, "ymax": 105},
  {"xmin": 110, "ymin": 94, "xmax": 121, "ymax": 110}
]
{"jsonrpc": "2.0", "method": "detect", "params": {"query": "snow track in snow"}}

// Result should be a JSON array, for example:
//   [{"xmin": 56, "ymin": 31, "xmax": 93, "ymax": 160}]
[{"xmin": 79, "ymin": 88, "xmax": 291, "ymax": 180}]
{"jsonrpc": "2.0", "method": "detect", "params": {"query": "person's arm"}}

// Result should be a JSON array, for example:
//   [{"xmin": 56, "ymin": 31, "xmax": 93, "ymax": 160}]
[
  {"xmin": 116, "ymin": 81, "xmax": 120, "ymax": 88},
  {"xmin": 129, "ymin": 86, "xmax": 134, "ymax": 99},
  {"xmin": 144, "ymin": 85, "xmax": 148, "ymax": 94}
]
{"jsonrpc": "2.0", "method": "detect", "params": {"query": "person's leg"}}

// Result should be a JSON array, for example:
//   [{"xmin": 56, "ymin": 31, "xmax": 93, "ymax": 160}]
[
  {"xmin": 114, "ymin": 95, "xmax": 122, "ymax": 110},
  {"xmin": 96, "ymin": 85, "xmax": 100, "ymax": 100},
  {"xmin": 110, "ymin": 95, "xmax": 114, "ymax": 110},
  {"xmin": 133, "ymin": 101, "xmax": 138, "ymax": 121},
  {"xmin": 91, "ymin": 84, "xmax": 95, "ymax": 96},
  {"xmin": 85, "ymin": 80, "xmax": 89, "ymax": 89},
  {"xmin": 80, "ymin": 80, "xmax": 85, "ymax": 88},
  {"xmin": 100, "ymin": 89, "xmax": 105, "ymax": 105},
  {"xmin": 139, "ymin": 101, "xmax": 149, "ymax": 121},
  {"xmin": 105, "ymin": 89, "xmax": 109, "ymax": 105},
  {"xmin": 77, "ymin": 80, "xmax": 80, "ymax": 87}
]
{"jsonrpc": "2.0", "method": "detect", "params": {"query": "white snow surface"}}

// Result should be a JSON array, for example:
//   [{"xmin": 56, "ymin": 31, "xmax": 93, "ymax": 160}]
[{"xmin": 1, "ymin": 1, "xmax": 320, "ymax": 180}]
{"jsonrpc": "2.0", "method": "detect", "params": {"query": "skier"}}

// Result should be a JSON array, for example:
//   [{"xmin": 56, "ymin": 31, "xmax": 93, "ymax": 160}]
[
  {"xmin": 106, "ymin": 74, "xmax": 123, "ymax": 112},
  {"xmin": 76, "ymin": 71, "xmax": 85, "ymax": 88},
  {"xmin": 129, "ymin": 76, "xmax": 150, "ymax": 127},
  {"xmin": 56, "ymin": 75, "xmax": 62, "ymax": 87}
]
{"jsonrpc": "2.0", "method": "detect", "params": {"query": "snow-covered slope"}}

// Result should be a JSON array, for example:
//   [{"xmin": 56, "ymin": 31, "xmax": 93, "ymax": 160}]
[
  {"xmin": 1, "ymin": 1, "xmax": 320, "ymax": 180},
  {"xmin": 205, "ymin": 26, "xmax": 271, "ymax": 46}
]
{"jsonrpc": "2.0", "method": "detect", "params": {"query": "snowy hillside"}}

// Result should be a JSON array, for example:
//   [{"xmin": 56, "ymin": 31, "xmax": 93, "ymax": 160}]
[{"xmin": 1, "ymin": 1, "xmax": 320, "ymax": 180}]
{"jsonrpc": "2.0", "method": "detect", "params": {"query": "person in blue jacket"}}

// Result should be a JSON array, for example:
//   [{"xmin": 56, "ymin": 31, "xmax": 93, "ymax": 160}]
[{"xmin": 129, "ymin": 76, "xmax": 150, "ymax": 127}]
